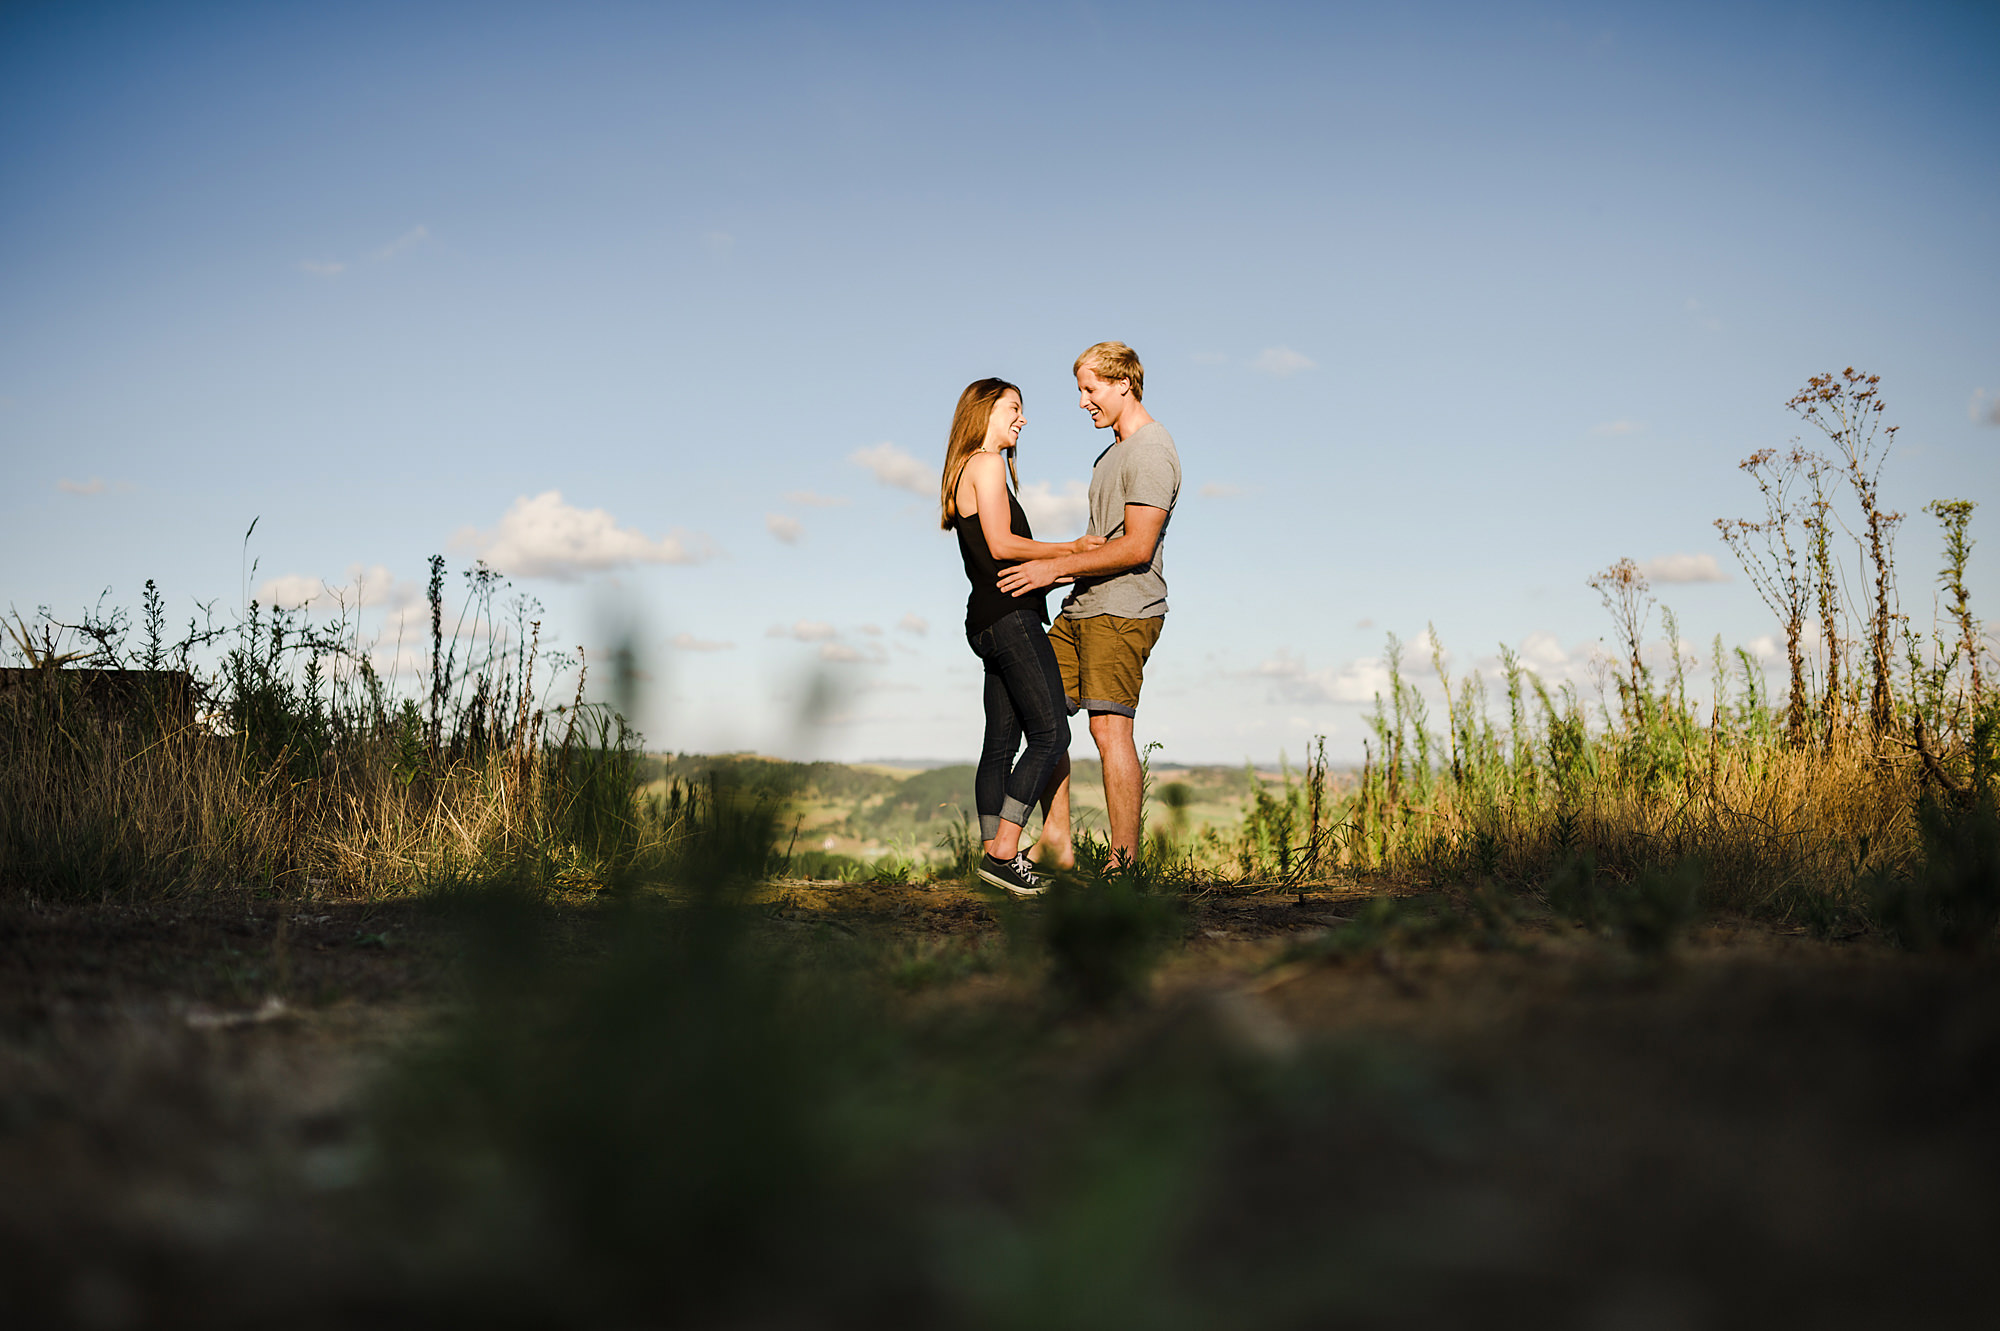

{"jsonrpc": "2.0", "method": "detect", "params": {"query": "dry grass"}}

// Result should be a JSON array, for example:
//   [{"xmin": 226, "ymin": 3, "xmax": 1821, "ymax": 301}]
[{"xmin": 0, "ymin": 594, "xmax": 719, "ymax": 900}]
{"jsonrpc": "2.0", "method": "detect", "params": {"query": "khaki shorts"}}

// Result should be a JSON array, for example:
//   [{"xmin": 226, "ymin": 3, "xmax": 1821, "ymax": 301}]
[{"xmin": 1046, "ymin": 613, "xmax": 1165, "ymax": 718}]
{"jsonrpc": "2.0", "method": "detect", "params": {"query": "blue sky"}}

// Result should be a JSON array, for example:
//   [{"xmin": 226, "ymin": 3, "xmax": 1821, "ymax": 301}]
[{"xmin": 4, "ymin": 0, "xmax": 1996, "ymax": 763}]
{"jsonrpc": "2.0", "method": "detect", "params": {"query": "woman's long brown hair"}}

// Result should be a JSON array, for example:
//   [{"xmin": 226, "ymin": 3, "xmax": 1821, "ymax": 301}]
[{"xmin": 939, "ymin": 377, "xmax": 1021, "ymax": 530}]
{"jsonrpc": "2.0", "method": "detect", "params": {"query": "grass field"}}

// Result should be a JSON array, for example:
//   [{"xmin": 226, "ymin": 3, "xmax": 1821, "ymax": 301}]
[{"xmin": 639, "ymin": 752, "xmax": 1327, "ymax": 874}]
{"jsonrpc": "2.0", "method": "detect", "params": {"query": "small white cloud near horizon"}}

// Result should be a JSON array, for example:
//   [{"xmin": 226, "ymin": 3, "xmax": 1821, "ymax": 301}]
[
  {"xmin": 784, "ymin": 489, "xmax": 850, "ymax": 507},
  {"xmin": 897, "ymin": 612, "xmax": 928, "ymax": 636},
  {"xmin": 1509, "ymin": 631, "xmax": 1625, "ymax": 688},
  {"xmin": 671, "ymin": 632, "xmax": 735, "ymax": 652},
  {"xmin": 254, "ymin": 563, "xmax": 417, "ymax": 613},
  {"xmin": 766, "ymin": 513, "xmax": 803, "ymax": 545},
  {"xmin": 1638, "ymin": 552, "xmax": 1730, "ymax": 584},
  {"xmin": 345, "ymin": 563, "xmax": 419, "ymax": 612},
  {"xmin": 257, "ymin": 573, "xmax": 326, "ymax": 610},
  {"xmin": 299, "ymin": 260, "xmax": 345, "ymax": 277},
  {"xmin": 1516, "ymin": 631, "xmax": 1570, "ymax": 674},
  {"xmin": 1591, "ymin": 420, "xmax": 1643, "ymax": 437},
  {"xmin": 849, "ymin": 442, "xmax": 931, "ymax": 495},
  {"xmin": 1256, "ymin": 650, "xmax": 1389, "ymax": 705},
  {"xmin": 1251, "ymin": 346, "xmax": 1315, "ymax": 378},
  {"xmin": 1199, "ymin": 481, "xmax": 1241, "ymax": 499},
  {"xmin": 1017, "ymin": 479, "xmax": 1089, "ymax": 534},
  {"xmin": 819, "ymin": 641, "xmax": 887, "ymax": 664},
  {"xmin": 57, "ymin": 477, "xmax": 106, "ymax": 495},
  {"xmin": 767, "ymin": 620, "xmax": 837, "ymax": 642},
  {"xmin": 458, "ymin": 490, "xmax": 712, "ymax": 581}
]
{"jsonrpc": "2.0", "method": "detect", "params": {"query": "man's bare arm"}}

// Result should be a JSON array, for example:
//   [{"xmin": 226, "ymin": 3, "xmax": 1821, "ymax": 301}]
[{"xmin": 997, "ymin": 504, "xmax": 1168, "ymax": 597}]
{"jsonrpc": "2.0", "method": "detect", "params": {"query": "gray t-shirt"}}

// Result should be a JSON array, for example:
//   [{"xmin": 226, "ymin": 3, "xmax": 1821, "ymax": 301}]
[{"xmin": 1061, "ymin": 420, "xmax": 1181, "ymax": 620}]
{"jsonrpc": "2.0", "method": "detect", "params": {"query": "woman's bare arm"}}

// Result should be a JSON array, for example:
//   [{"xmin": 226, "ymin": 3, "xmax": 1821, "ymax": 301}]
[
  {"xmin": 965, "ymin": 452, "xmax": 1101, "ymax": 560},
  {"xmin": 996, "ymin": 503, "xmax": 1167, "ymax": 597}
]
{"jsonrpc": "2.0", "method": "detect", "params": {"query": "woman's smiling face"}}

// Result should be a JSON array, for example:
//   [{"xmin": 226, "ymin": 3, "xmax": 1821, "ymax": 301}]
[{"xmin": 985, "ymin": 388, "xmax": 1025, "ymax": 450}]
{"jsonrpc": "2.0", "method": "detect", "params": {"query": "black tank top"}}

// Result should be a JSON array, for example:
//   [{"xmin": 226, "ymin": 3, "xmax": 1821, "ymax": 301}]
[{"xmin": 954, "ymin": 486, "xmax": 1049, "ymax": 635}]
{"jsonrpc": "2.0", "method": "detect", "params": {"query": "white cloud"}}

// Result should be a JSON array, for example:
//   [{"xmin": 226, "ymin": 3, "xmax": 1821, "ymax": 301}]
[
  {"xmin": 768, "ymin": 620, "xmax": 837, "ymax": 642},
  {"xmin": 849, "ymin": 442, "xmax": 931, "ymax": 495},
  {"xmin": 671, "ymin": 632, "xmax": 735, "ymax": 652},
  {"xmin": 1591, "ymin": 420, "xmax": 1642, "ymax": 437},
  {"xmin": 257, "ymin": 574, "xmax": 326, "ymax": 610},
  {"xmin": 369, "ymin": 224, "xmax": 429, "ymax": 261},
  {"xmin": 1256, "ymin": 650, "xmax": 1390, "ymax": 704},
  {"xmin": 897, "ymin": 612, "xmax": 928, "ymax": 636},
  {"xmin": 1971, "ymin": 389, "xmax": 2000, "ymax": 426},
  {"xmin": 1017, "ymin": 479, "xmax": 1089, "ymax": 534},
  {"xmin": 1505, "ymin": 632, "xmax": 1619, "ymax": 688},
  {"xmin": 351, "ymin": 564, "xmax": 419, "ymax": 612},
  {"xmin": 1406, "ymin": 627, "xmax": 1444, "ymax": 675},
  {"xmin": 1199, "ymin": 482, "xmax": 1241, "ymax": 498},
  {"xmin": 1517, "ymin": 631, "xmax": 1572, "ymax": 674},
  {"xmin": 458, "ymin": 490, "xmax": 712, "ymax": 581},
  {"xmin": 57, "ymin": 477, "xmax": 105, "ymax": 496},
  {"xmin": 299, "ymin": 260, "xmax": 344, "ymax": 277},
  {"xmin": 820, "ymin": 641, "xmax": 888, "ymax": 664},
  {"xmin": 254, "ymin": 563, "xmax": 417, "ymax": 613},
  {"xmin": 859, "ymin": 624, "xmax": 882, "ymax": 636},
  {"xmin": 784, "ymin": 489, "xmax": 850, "ymax": 507},
  {"xmin": 1251, "ymin": 346, "xmax": 1315, "ymax": 378},
  {"xmin": 766, "ymin": 513, "xmax": 803, "ymax": 544},
  {"xmin": 1638, "ymin": 552, "xmax": 1729, "ymax": 584},
  {"xmin": 1355, "ymin": 618, "xmax": 1375, "ymax": 630}
]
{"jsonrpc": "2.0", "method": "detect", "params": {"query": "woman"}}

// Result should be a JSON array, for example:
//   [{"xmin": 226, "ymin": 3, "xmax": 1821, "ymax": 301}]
[{"xmin": 940, "ymin": 378, "xmax": 1102, "ymax": 896}]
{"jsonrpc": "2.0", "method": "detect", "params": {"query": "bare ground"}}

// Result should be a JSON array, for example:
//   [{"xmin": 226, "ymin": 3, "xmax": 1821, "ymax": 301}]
[{"xmin": 2, "ymin": 881, "xmax": 1996, "ymax": 1327}]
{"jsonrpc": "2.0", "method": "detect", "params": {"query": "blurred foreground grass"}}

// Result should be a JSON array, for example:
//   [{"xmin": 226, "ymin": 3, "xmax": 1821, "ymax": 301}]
[{"xmin": 4, "ymin": 863, "xmax": 1999, "ymax": 1328}]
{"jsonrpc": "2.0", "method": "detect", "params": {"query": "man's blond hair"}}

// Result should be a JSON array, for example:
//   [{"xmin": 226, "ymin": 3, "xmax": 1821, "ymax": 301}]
[{"xmin": 1073, "ymin": 341, "xmax": 1144, "ymax": 402}]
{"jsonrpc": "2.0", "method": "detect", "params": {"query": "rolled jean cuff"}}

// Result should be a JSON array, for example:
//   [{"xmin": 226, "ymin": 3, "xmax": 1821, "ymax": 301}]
[
  {"xmin": 980, "ymin": 813, "xmax": 1002, "ymax": 841},
  {"xmin": 998, "ymin": 794, "xmax": 1034, "ymax": 830}
]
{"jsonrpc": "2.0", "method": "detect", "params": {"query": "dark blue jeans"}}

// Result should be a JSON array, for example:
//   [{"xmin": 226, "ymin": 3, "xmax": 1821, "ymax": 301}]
[{"xmin": 967, "ymin": 606, "xmax": 1070, "ymax": 841}]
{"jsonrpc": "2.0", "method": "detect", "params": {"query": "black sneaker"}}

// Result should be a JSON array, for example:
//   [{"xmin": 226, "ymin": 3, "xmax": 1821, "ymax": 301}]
[{"xmin": 978, "ymin": 852, "xmax": 1047, "ymax": 897}]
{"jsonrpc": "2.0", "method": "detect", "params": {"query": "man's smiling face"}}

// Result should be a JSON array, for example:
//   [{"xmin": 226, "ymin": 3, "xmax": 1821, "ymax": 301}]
[{"xmin": 1075, "ymin": 366, "xmax": 1128, "ymax": 431}]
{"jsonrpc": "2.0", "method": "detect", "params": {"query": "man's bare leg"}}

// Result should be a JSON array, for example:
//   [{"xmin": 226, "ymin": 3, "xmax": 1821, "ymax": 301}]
[
  {"xmin": 1088, "ymin": 711, "xmax": 1143, "ymax": 866},
  {"xmin": 1030, "ymin": 753, "xmax": 1074, "ymax": 870}
]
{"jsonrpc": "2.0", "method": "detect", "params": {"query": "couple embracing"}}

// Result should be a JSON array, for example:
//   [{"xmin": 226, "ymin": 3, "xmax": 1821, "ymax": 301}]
[{"xmin": 938, "ymin": 342, "xmax": 1181, "ymax": 897}]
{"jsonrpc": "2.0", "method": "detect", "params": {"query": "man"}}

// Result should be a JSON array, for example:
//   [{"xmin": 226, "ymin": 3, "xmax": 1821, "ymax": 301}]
[{"xmin": 998, "ymin": 341, "xmax": 1180, "ymax": 869}]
